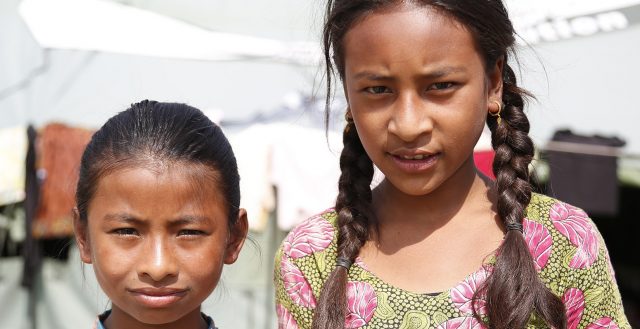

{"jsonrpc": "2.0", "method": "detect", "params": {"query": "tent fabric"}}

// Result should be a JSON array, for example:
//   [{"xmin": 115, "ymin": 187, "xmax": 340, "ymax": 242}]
[
  {"xmin": 227, "ymin": 123, "xmax": 342, "ymax": 231},
  {"xmin": 18, "ymin": 0, "xmax": 320, "ymax": 65},
  {"xmin": 227, "ymin": 125, "xmax": 275, "ymax": 232},
  {"xmin": 270, "ymin": 124, "xmax": 342, "ymax": 230}
]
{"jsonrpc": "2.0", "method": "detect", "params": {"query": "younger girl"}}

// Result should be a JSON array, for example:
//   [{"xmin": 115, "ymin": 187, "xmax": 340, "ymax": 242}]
[
  {"xmin": 275, "ymin": 1, "xmax": 630, "ymax": 328},
  {"xmin": 73, "ymin": 100, "xmax": 248, "ymax": 329}
]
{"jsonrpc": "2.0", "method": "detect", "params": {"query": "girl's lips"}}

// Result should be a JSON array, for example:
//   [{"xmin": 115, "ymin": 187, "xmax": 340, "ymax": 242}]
[
  {"xmin": 128, "ymin": 288, "xmax": 188, "ymax": 308},
  {"xmin": 389, "ymin": 152, "xmax": 440, "ymax": 173}
]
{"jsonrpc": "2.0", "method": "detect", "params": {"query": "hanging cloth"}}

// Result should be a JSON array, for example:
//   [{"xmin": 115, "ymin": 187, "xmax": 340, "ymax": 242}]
[
  {"xmin": 32, "ymin": 123, "xmax": 93, "ymax": 238},
  {"xmin": 546, "ymin": 129, "xmax": 626, "ymax": 216}
]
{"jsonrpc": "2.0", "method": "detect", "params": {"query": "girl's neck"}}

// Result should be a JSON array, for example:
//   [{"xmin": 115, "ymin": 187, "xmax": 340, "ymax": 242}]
[
  {"xmin": 372, "ymin": 158, "xmax": 495, "ymax": 234},
  {"xmin": 104, "ymin": 305, "xmax": 208, "ymax": 329}
]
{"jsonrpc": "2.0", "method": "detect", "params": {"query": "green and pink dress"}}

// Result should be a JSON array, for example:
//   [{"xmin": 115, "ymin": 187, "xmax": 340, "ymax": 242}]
[{"xmin": 274, "ymin": 193, "xmax": 630, "ymax": 329}]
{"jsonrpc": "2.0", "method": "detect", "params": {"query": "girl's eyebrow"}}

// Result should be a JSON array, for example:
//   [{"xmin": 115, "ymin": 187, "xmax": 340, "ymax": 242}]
[
  {"xmin": 103, "ymin": 213, "xmax": 142, "ymax": 224},
  {"xmin": 168, "ymin": 216, "xmax": 211, "ymax": 226},
  {"xmin": 353, "ymin": 66, "xmax": 467, "ymax": 81},
  {"xmin": 420, "ymin": 66, "xmax": 467, "ymax": 78},
  {"xmin": 102, "ymin": 214, "xmax": 211, "ymax": 225},
  {"xmin": 353, "ymin": 71, "xmax": 393, "ymax": 81}
]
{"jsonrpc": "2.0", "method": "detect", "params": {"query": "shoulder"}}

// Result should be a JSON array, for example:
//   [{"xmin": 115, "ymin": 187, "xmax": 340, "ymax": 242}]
[
  {"xmin": 525, "ymin": 193, "xmax": 602, "ymax": 258},
  {"xmin": 274, "ymin": 209, "xmax": 339, "ymax": 328},
  {"xmin": 524, "ymin": 193, "xmax": 616, "ymax": 288},
  {"xmin": 524, "ymin": 193, "xmax": 604, "ymax": 270},
  {"xmin": 525, "ymin": 192, "xmax": 599, "ymax": 242},
  {"xmin": 525, "ymin": 194, "xmax": 631, "ymax": 329},
  {"xmin": 277, "ymin": 208, "xmax": 338, "ymax": 277},
  {"xmin": 279, "ymin": 208, "xmax": 338, "ymax": 260}
]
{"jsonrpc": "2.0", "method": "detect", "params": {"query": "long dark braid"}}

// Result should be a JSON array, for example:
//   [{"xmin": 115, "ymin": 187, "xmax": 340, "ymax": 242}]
[
  {"xmin": 476, "ymin": 62, "xmax": 566, "ymax": 329},
  {"xmin": 312, "ymin": 118, "xmax": 374, "ymax": 329}
]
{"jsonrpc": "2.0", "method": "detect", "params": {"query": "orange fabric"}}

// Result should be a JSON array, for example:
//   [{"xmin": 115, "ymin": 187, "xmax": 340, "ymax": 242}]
[{"xmin": 33, "ymin": 123, "xmax": 93, "ymax": 238}]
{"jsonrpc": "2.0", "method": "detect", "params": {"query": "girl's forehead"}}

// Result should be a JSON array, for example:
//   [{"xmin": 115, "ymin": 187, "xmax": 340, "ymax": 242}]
[
  {"xmin": 346, "ymin": 4, "xmax": 465, "ymax": 43},
  {"xmin": 342, "ymin": 5, "xmax": 479, "ymax": 74},
  {"xmin": 108, "ymin": 159, "xmax": 216, "ymax": 179},
  {"xmin": 88, "ymin": 163, "xmax": 227, "ymax": 222},
  {"xmin": 100, "ymin": 162, "xmax": 219, "ymax": 190}
]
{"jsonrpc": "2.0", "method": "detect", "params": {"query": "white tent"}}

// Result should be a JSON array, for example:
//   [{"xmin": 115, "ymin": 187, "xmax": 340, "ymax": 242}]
[{"xmin": 18, "ymin": 0, "xmax": 320, "ymax": 64}]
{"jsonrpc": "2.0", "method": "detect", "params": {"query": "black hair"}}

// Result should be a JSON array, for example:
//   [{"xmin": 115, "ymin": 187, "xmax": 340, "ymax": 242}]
[
  {"xmin": 75, "ymin": 100, "xmax": 240, "ymax": 225},
  {"xmin": 316, "ymin": 1, "xmax": 567, "ymax": 329}
]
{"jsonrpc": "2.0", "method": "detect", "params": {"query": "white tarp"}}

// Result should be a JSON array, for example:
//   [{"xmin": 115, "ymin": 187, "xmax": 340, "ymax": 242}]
[{"xmin": 18, "ymin": 0, "xmax": 320, "ymax": 65}]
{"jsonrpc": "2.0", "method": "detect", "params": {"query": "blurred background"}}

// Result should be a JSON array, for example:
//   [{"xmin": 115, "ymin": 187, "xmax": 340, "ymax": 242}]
[{"xmin": 1, "ymin": 0, "xmax": 639, "ymax": 328}]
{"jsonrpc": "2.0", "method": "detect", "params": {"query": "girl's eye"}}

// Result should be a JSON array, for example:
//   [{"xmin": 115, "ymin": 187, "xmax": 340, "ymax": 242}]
[
  {"xmin": 112, "ymin": 228, "xmax": 138, "ymax": 236},
  {"xmin": 178, "ymin": 229, "xmax": 206, "ymax": 237},
  {"xmin": 428, "ymin": 82, "xmax": 455, "ymax": 91},
  {"xmin": 364, "ymin": 86, "xmax": 392, "ymax": 94}
]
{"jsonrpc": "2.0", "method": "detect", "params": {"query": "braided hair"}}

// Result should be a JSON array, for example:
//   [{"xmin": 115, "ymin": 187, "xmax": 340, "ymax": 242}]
[
  {"xmin": 316, "ymin": 1, "xmax": 567, "ymax": 328},
  {"xmin": 479, "ymin": 63, "xmax": 566, "ymax": 328},
  {"xmin": 313, "ymin": 116, "xmax": 375, "ymax": 328}
]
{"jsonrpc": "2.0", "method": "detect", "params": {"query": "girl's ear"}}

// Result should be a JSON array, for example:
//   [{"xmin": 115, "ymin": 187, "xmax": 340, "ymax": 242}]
[
  {"xmin": 488, "ymin": 56, "xmax": 505, "ymax": 101},
  {"xmin": 224, "ymin": 208, "xmax": 248, "ymax": 265},
  {"xmin": 73, "ymin": 207, "xmax": 92, "ymax": 264}
]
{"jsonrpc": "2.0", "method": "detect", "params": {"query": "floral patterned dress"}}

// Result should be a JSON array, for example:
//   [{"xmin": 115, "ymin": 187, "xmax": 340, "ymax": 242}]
[{"xmin": 274, "ymin": 193, "xmax": 630, "ymax": 329}]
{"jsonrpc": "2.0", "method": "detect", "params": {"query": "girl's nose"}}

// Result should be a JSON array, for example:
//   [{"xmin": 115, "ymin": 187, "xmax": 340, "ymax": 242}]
[
  {"xmin": 138, "ymin": 237, "xmax": 179, "ymax": 282},
  {"xmin": 388, "ymin": 92, "xmax": 433, "ymax": 142}
]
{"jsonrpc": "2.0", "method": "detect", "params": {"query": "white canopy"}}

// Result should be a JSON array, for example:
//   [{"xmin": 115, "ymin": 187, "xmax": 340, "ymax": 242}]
[{"xmin": 18, "ymin": 0, "xmax": 320, "ymax": 65}]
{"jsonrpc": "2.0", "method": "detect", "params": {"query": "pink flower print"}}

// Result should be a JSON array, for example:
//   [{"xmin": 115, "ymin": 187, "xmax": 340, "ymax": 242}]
[
  {"xmin": 563, "ymin": 288, "xmax": 585, "ymax": 329},
  {"xmin": 585, "ymin": 318, "xmax": 620, "ymax": 329},
  {"xmin": 345, "ymin": 281, "xmax": 377, "ymax": 328},
  {"xmin": 280, "ymin": 256, "xmax": 316, "ymax": 308},
  {"xmin": 276, "ymin": 304, "xmax": 299, "ymax": 329},
  {"xmin": 451, "ymin": 266, "xmax": 491, "ymax": 315},
  {"xmin": 436, "ymin": 317, "xmax": 486, "ymax": 329},
  {"xmin": 550, "ymin": 202, "xmax": 599, "ymax": 269},
  {"xmin": 283, "ymin": 215, "xmax": 334, "ymax": 258},
  {"xmin": 523, "ymin": 219, "xmax": 553, "ymax": 271}
]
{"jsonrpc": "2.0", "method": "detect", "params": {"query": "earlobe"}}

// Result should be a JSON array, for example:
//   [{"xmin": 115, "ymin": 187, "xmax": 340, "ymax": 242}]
[
  {"xmin": 72, "ymin": 207, "xmax": 92, "ymax": 264},
  {"xmin": 224, "ymin": 208, "xmax": 248, "ymax": 265}
]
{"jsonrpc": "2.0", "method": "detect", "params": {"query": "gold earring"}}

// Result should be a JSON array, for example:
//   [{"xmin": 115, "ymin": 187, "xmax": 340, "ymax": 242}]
[{"xmin": 489, "ymin": 100, "xmax": 502, "ymax": 125}]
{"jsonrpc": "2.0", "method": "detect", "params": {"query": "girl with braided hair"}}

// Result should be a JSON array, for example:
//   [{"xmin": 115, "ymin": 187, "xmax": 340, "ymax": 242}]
[{"xmin": 274, "ymin": 1, "xmax": 630, "ymax": 328}]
